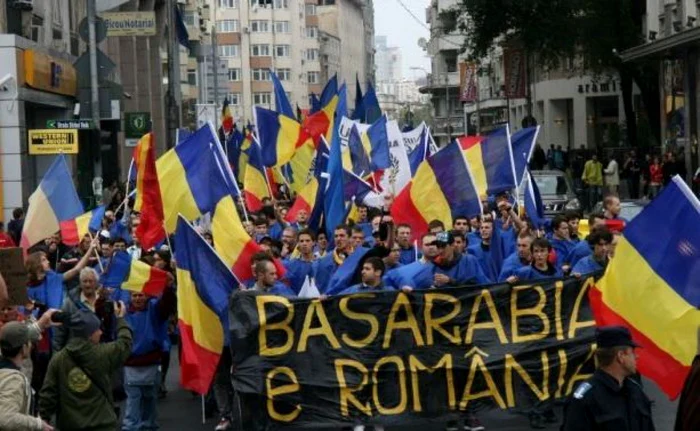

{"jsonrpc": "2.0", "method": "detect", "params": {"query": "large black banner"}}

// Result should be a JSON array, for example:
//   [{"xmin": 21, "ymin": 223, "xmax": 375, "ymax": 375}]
[{"xmin": 229, "ymin": 276, "xmax": 598, "ymax": 428}]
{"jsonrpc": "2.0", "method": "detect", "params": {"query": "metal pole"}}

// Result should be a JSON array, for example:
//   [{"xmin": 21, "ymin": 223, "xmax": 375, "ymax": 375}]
[
  {"xmin": 475, "ymin": 69, "xmax": 481, "ymax": 136},
  {"xmin": 87, "ymin": 0, "xmax": 101, "ymax": 177},
  {"xmin": 212, "ymin": 25, "xmax": 219, "ymax": 108},
  {"xmin": 166, "ymin": 0, "xmax": 182, "ymax": 148},
  {"xmin": 445, "ymin": 74, "xmax": 451, "ymax": 143}
]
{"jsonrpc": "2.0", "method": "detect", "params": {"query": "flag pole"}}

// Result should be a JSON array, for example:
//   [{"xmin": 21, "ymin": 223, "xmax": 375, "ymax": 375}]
[
  {"xmin": 88, "ymin": 232, "xmax": 104, "ymax": 273},
  {"xmin": 201, "ymin": 394, "xmax": 206, "ymax": 424}
]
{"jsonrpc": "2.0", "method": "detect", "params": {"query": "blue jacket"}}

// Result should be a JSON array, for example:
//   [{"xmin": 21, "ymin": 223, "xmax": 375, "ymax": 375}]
[
  {"xmin": 383, "ymin": 261, "xmax": 433, "ymax": 290},
  {"xmin": 27, "ymin": 270, "xmax": 65, "ymax": 310},
  {"xmin": 312, "ymin": 252, "xmax": 341, "ymax": 294},
  {"xmin": 467, "ymin": 243, "xmax": 500, "ymax": 282},
  {"xmin": 399, "ymin": 247, "xmax": 418, "ymax": 265},
  {"xmin": 550, "ymin": 237, "xmax": 576, "ymax": 268},
  {"xmin": 357, "ymin": 222, "xmax": 373, "ymax": 238},
  {"xmin": 566, "ymin": 241, "xmax": 592, "ymax": 267},
  {"xmin": 467, "ymin": 231, "xmax": 481, "ymax": 247},
  {"xmin": 268, "ymin": 222, "xmax": 287, "ymax": 241},
  {"xmin": 283, "ymin": 258, "xmax": 314, "ymax": 294},
  {"xmin": 340, "ymin": 283, "xmax": 391, "ymax": 295},
  {"xmin": 514, "ymin": 265, "xmax": 563, "ymax": 281},
  {"xmin": 498, "ymin": 253, "xmax": 529, "ymax": 282},
  {"xmin": 125, "ymin": 297, "xmax": 170, "ymax": 359},
  {"xmin": 389, "ymin": 255, "xmax": 491, "ymax": 290},
  {"xmin": 261, "ymin": 282, "xmax": 297, "ymax": 297},
  {"xmin": 495, "ymin": 220, "xmax": 517, "ymax": 257},
  {"xmin": 571, "ymin": 256, "xmax": 605, "ymax": 276}
]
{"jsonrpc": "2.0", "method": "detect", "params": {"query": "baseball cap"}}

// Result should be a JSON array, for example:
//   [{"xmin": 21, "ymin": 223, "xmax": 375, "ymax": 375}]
[
  {"xmin": 595, "ymin": 326, "xmax": 641, "ymax": 349},
  {"xmin": 435, "ymin": 231, "xmax": 454, "ymax": 247},
  {"xmin": 0, "ymin": 321, "xmax": 39, "ymax": 351}
]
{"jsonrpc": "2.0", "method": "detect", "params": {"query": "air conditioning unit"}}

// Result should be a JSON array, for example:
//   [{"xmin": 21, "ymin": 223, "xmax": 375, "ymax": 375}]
[
  {"xmin": 10, "ymin": 0, "xmax": 33, "ymax": 11},
  {"xmin": 31, "ymin": 25, "xmax": 44, "ymax": 43},
  {"xmin": 243, "ymin": 26, "xmax": 250, "ymax": 33}
]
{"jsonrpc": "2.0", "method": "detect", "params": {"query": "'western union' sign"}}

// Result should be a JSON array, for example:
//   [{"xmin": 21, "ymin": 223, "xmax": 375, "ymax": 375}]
[
  {"xmin": 101, "ymin": 12, "xmax": 156, "ymax": 37},
  {"xmin": 28, "ymin": 129, "xmax": 79, "ymax": 155}
]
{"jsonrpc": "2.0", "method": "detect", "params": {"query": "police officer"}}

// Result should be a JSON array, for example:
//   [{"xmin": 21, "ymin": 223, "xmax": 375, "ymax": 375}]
[{"xmin": 561, "ymin": 326, "xmax": 655, "ymax": 431}]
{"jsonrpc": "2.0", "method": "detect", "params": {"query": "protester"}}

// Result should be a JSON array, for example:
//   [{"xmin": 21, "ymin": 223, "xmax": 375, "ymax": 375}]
[
  {"xmin": 7, "ymin": 207, "xmax": 24, "ymax": 246},
  {"xmin": 383, "ymin": 243, "xmax": 402, "ymax": 271},
  {"xmin": 39, "ymin": 305, "xmax": 133, "ymax": 431},
  {"xmin": 561, "ymin": 326, "xmax": 654, "ymax": 431},
  {"xmin": 396, "ymin": 224, "xmax": 417, "ymax": 264},
  {"xmin": 467, "ymin": 218, "xmax": 500, "ymax": 281},
  {"xmin": 549, "ymin": 215, "xmax": 574, "ymax": 271},
  {"xmin": 0, "ymin": 221, "xmax": 16, "ymax": 248},
  {"xmin": 313, "ymin": 225, "xmax": 353, "ymax": 293},
  {"xmin": 565, "ymin": 211, "xmax": 582, "ymax": 242},
  {"xmin": 566, "ymin": 213, "xmax": 606, "ymax": 267},
  {"xmin": 602, "ymin": 195, "xmax": 625, "ymax": 222},
  {"xmin": 249, "ymin": 261, "xmax": 295, "ymax": 297},
  {"xmin": 122, "ymin": 281, "xmax": 176, "ymax": 431},
  {"xmin": 280, "ymin": 226, "xmax": 298, "ymax": 259},
  {"xmin": 451, "ymin": 230, "xmax": 467, "ymax": 256},
  {"xmin": 341, "ymin": 257, "xmax": 388, "ymax": 295},
  {"xmin": 499, "ymin": 233, "xmax": 533, "ymax": 282},
  {"xmin": 351, "ymin": 225, "xmax": 366, "ymax": 249},
  {"xmin": 571, "ymin": 228, "xmax": 613, "ymax": 276},
  {"xmin": 0, "ymin": 309, "xmax": 59, "ymax": 431},
  {"xmin": 428, "ymin": 219, "xmax": 446, "ymax": 233},
  {"xmin": 452, "ymin": 216, "xmax": 469, "ymax": 235},
  {"xmin": 512, "ymin": 238, "xmax": 563, "ymax": 281},
  {"xmin": 674, "ymin": 328, "xmax": 700, "ymax": 431}
]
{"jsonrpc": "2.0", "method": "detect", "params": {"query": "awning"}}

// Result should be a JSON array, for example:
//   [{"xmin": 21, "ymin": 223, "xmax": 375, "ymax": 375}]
[{"xmin": 621, "ymin": 27, "xmax": 700, "ymax": 62}]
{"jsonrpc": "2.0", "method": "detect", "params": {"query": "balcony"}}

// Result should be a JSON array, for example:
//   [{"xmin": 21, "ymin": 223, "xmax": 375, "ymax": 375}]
[{"xmin": 418, "ymin": 72, "xmax": 460, "ymax": 93}]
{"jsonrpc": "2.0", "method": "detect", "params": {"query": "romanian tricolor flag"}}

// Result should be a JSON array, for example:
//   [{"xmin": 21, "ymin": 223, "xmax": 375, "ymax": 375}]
[
  {"xmin": 591, "ymin": 176, "xmax": 700, "ymax": 399},
  {"xmin": 156, "ymin": 124, "xmax": 231, "ymax": 232},
  {"xmin": 175, "ymin": 216, "xmax": 237, "ymax": 394},
  {"xmin": 285, "ymin": 140, "xmax": 316, "ymax": 194},
  {"xmin": 22, "ymin": 155, "xmax": 84, "ymax": 250},
  {"xmin": 255, "ymin": 106, "xmax": 311, "ymax": 168},
  {"xmin": 101, "ymin": 251, "xmax": 169, "ymax": 297},
  {"xmin": 391, "ymin": 141, "xmax": 482, "ymax": 239},
  {"xmin": 133, "ymin": 133, "xmax": 166, "ymax": 250},
  {"xmin": 285, "ymin": 177, "xmax": 319, "ymax": 223},
  {"xmin": 60, "ymin": 205, "xmax": 106, "ymax": 246},
  {"xmin": 457, "ymin": 125, "xmax": 517, "ymax": 198},
  {"xmin": 221, "ymin": 98, "xmax": 234, "ymax": 136},
  {"xmin": 243, "ymin": 141, "xmax": 270, "ymax": 212}
]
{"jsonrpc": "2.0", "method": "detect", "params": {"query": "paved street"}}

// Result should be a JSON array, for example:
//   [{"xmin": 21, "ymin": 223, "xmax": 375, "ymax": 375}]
[{"xmin": 157, "ymin": 354, "xmax": 679, "ymax": 431}]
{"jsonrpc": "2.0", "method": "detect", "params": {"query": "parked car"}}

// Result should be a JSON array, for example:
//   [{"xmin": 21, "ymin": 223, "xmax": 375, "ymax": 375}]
[
  {"xmin": 531, "ymin": 170, "xmax": 580, "ymax": 216},
  {"xmin": 592, "ymin": 200, "xmax": 647, "ymax": 222}
]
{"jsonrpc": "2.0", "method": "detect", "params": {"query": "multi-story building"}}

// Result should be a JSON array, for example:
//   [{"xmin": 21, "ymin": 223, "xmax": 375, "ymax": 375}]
[
  {"xmin": 376, "ymin": 78, "xmax": 430, "ymax": 122},
  {"xmin": 420, "ymin": 0, "xmax": 465, "ymax": 146},
  {"xmin": 0, "ymin": 0, "xmax": 90, "ymax": 221},
  {"xmin": 199, "ymin": 0, "xmax": 318, "ymax": 123},
  {"xmin": 375, "ymin": 35, "xmax": 401, "ymax": 82}
]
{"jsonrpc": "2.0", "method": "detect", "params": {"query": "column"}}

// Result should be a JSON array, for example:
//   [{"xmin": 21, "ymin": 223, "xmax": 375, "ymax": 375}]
[
  {"xmin": 0, "ymin": 101, "xmax": 26, "ymax": 221},
  {"xmin": 573, "ymin": 96, "xmax": 588, "ymax": 150}
]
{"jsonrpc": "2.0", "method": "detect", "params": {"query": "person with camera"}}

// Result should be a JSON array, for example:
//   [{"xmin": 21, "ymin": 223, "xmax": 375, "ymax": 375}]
[
  {"xmin": 39, "ymin": 303, "xmax": 133, "ymax": 431},
  {"xmin": 0, "ymin": 308, "xmax": 61, "ymax": 431}
]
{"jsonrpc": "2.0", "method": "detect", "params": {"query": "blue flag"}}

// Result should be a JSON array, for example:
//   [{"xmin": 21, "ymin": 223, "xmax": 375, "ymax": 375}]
[
  {"xmin": 269, "ymin": 69, "xmax": 295, "ymax": 119},
  {"xmin": 309, "ymin": 93, "xmax": 321, "ymax": 114},
  {"xmin": 348, "ymin": 125, "xmax": 371, "ymax": 177},
  {"xmin": 319, "ymin": 74, "xmax": 338, "ymax": 108},
  {"xmin": 174, "ymin": 5, "xmax": 190, "ymax": 50},
  {"xmin": 308, "ymin": 142, "xmax": 330, "ymax": 232},
  {"xmin": 323, "ymin": 83, "xmax": 347, "ymax": 239},
  {"xmin": 362, "ymin": 81, "xmax": 381, "ymax": 123},
  {"xmin": 524, "ymin": 170, "xmax": 546, "ymax": 229},
  {"xmin": 352, "ymin": 75, "xmax": 365, "ymax": 121},
  {"xmin": 511, "ymin": 126, "xmax": 539, "ymax": 185},
  {"xmin": 407, "ymin": 127, "xmax": 429, "ymax": 177}
]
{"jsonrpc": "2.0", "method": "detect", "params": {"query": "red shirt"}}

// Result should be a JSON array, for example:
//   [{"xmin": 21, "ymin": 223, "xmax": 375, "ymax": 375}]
[{"xmin": 0, "ymin": 231, "xmax": 15, "ymax": 248}]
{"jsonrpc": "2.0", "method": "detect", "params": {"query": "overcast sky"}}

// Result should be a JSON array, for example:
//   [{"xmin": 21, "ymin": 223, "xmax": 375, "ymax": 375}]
[{"xmin": 374, "ymin": 0, "xmax": 431, "ymax": 80}]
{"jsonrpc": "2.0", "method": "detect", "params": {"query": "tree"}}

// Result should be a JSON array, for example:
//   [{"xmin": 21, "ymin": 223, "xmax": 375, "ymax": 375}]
[
  {"xmin": 400, "ymin": 103, "xmax": 434, "ymax": 130},
  {"xmin": 442, "ymin": 0, "xmax": 660, "ymax": 148}
]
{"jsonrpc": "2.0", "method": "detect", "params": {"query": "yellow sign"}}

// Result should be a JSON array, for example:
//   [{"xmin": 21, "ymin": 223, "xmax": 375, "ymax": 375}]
[
  {"xmin": 24, "ymin": 50, "xmax": 77, "ymax": 97},
  {"xmin": 102, "ymin": 12, "xmax": 157, "ymax": 36},
  {"xmin": 28, "ymin": 129, "xmax": 79, "ymax": 155}
]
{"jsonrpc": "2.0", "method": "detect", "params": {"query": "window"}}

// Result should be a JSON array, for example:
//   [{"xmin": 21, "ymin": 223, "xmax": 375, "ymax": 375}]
[
  {"xmin": 253, "ymin": 92, "xmax": 272, "ymax": 106},
  {"xmin": 228, "ymin": 68, "xmax": 241, "ymax": 81},
  {"xmin": 219, "ymin": 0, "xmax": 239, "ymax": 8},
  {"xmin": 187, "ymin": 69, "xmax": 197, "ymax": 85},
  {"xmin": 274, "ymin": 44, "xmax": 290, "ymax": 57},
  {"xmin": 218, "ymin": 44, "xmax": 240, "ymax": 57},
  {"xmin": 251, "ymin": 44, "xmax": 271, "ymax": 56},
  {"xmin": 306, "ymin": 48, "xmax": 319, "ymax": 61},
  {"xmin": 274, "ymin": 21, "xmax": 290, "ymax": 33},
  {"xmin": 250, "ymin": 20, "xmax": 270, "ymax": 32},
  {"xmin": 305, "ymin": 4, "xmax": 316, "ymax": 15},
  {"xmin": 273, "ymin": 0, "xmax": 288, "ymax": 8},
  {"xmin": 217, "ymin": 19, "xmax": 239, "ymax": 33},
  {"xmin": 307, "ymin": 71, "xmax": 319, "ymax": 84},
  {"xmin": 250, "ymin": 0, "xmax": 273, "ymax": 7},
  {"xmin": 252, "ymin": 69, "xmax": 271, "ymax": 81},
  {"xmin": 227, "ymin": 93, "xmax": 241, "ymax": 105},
  {"xmin": 183, "ymin": 12, "xmax": 195, "ymax": 26},
  {"xmin": 52, "ymin": 0, "xmax": 63, "ymax": 26},
  {"xmin": 277, "ymin": 68, "xmax": 291, "ymax": 81},
  {"xmin": 306, "ymin": 26, "xmax": 318, "ymax": 38}
]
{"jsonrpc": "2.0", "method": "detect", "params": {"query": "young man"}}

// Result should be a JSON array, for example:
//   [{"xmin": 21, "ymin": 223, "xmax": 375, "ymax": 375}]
[
  {"xmin": 549, "ymin": 215, "xmax": 575, "ymax": 271},
  {"xmin": 383, "ymin": 243, "xmax": 402, "ymax": 272},
  {"xmin": 571, "ymin": 228, "xmax": 613, "ymax": 276},
  {"xmin": 452, "ymin": 216, "xmax": 470, "ymax": 235},
  {"xmin": 7, "ymin": 207, "xmax": 24, "ymax": 246},
  {"xmin": 312, "ymin": 225, "xmax": 353, "ymax": 293},
  {"xmin": 467, "ymin": 218, "xmax": 500, "ymax": 282},
  {"xmin": 283, "ymin": 229, "xmax": 317, "ymax": 294},
  {"xmin": 603, "ymin": 195, "xmax": 627, "ymax": 223},
  {"xmin": 565, "ymin": 210, "xmax": 582, "ymax": 243},
  {"xmin": 384, "ymin": 233, "xmax": 438, "ymax": 290},
  {"xmin": 513, "ymin": 238, "xmax": 563, "ymax": 281},
  {"xmin": 451, "ymin": 230, "xmax": 467, "ymax": 256},
  {"xmin": 428, "ymin": 219, "xmax": 446, "ymax": 234},
  {"xmin": 582, "ymin": 153, "xmax": 603, "ymax": 211},
  {"xmin": 253, "ymin": 217, "xmax": 269, "ymax": 243},
  {"xmin": 250, "ymin": 261, "xmax": 295, "ymax": 297},
  {"xmin": 396, "ymin": 224, "xmax": 418, "ymax": 265},
  {"xmin": 566, "ymin": 213, "xmax": 607, "ymax": 267},
  {"xmin": 498, "ymin": 233, "xmax": 534, "ymax": 282},
  {"xmin": 351, "ymin": 226, "xmax": 367, "ymax": 249},
  {"xmin": 340, "ymin": 257, "xmax": 388, "ymax": 295},
  {"xmin": 279, "ymin": 226, "xmax": 298, "ymax": 259},
  {"xmin": 39, "ymin": 306, "xmax": 133, "ymax": 431},
  {"xmin": 0, "ymin": 311, "xmax": 58, "ymax": 431}
]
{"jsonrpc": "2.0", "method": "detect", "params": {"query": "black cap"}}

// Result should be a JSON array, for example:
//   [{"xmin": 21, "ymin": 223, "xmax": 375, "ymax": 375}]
[
  {"xmin": 595, "ymin": 326, "xmax": 641, "ymax": 349},
  {"xmin": 435, "ymin": 231, "xmax": 454, "ymax": 247}
]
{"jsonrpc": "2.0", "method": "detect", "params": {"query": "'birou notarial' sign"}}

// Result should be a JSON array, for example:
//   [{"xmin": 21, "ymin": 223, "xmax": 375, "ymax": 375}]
[
  {"xmin": 101, "ymin": 12, "xmax": 156, "ymax": 37},
  {"xmin": 28, "ymin": 129, "xmax": 79, "ymax": 155}
]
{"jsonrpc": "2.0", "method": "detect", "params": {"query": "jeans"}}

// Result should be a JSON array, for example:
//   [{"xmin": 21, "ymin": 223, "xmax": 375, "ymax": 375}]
[
  {"xmin": 213, "ymin": 348, "xmax": 233, "ymax": 419},
  {"xmin": 122, "ymin": 367, "xmax": 160, "ymax": 431},
  {"xmin": 587, "ymin": 186, "xmax": 601, "ymax": 212}
]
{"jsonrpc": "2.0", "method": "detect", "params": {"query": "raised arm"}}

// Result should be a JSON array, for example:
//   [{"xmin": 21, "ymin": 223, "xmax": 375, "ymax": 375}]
[{"xmin": 62, "ymin": 237, "xmax": 100, "ymax": 281}]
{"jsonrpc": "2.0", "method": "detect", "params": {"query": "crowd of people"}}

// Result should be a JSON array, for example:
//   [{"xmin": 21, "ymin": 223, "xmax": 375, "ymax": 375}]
[{"xmin": 0, "ymin": 173, "xmax": 640, "ymax": 431}]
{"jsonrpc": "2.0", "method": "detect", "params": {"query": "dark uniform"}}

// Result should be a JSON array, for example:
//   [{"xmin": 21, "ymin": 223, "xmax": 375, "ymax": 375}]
[{"xmin": 561, "ymin": 326, "xmax": 655, "ymax": 431}]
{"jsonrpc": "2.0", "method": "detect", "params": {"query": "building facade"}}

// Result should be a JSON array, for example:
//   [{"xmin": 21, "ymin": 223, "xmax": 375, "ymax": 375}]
[{"xmin": 375, "ymin": 35, "xmax": 401, "ymax": 82}]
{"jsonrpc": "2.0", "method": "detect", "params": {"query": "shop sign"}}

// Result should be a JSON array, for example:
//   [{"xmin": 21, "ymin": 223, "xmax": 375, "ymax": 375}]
[
  {"xmin": 46, "ymin": 119, "xmax": 94, "ymax": 130},
  {"xmin": 24, "ymin": 49, "xmax": 77, "ymax": 97},
  {"xmin": 125, "ymin": 112, "xmax": 151, "ymax": 139},
  {"xmin": 28, "ymin": 129, "xmax": 79, "ymax": 155},
  {"xmin": 101, "ymin": 12, "xmax": 157, "ymax": 37},
  {"xmin": 578, "ymin": 81, "xmax": 619, "ymax": 94}
]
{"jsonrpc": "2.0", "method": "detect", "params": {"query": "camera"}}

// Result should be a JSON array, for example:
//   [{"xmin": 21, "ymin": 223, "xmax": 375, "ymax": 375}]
[
  {"xmin": 50, "ymin": 311, "xmax": 68, "ymax": 323},
  {"xmin": 103, "ymin": 300, "xmax": 115, "ymax": 316}
]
